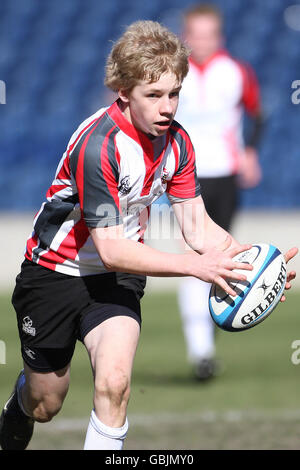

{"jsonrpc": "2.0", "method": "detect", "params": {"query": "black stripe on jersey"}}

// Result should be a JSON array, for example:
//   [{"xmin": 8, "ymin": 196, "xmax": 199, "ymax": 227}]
[
  {"xmin": 169, "ymin": 121, "xmax": 189, "ymax": 175},
  {"xmin": 32, "ymin": 241, "xmax": 48, "ymax": 264},
  {"xmin": 105, "ymin": 122, "xmax": 119, "ymax": 182},
  {"xmin": 32, "ymin": 194, "xmax": 79, "ymax": 261},
  {"xmin": 80, "ymin": 113, "xmax": 122, "ymax": 228},
  {"xmin": 169, "ymin": 121, "xmax": 200, "ymax": 197},
  {"xmin": 69, "ymin": 118, "xmax": 103, "ymax": 179}
]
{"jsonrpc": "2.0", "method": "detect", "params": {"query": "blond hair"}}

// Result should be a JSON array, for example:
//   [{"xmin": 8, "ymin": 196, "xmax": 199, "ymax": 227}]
[{"xmin": 105, "ymin": 21, "xmax": 190, "ymax": 92}]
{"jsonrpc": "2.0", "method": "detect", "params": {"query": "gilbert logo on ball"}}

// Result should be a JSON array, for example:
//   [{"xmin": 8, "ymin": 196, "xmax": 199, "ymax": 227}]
[{"xmin": 209, "ymin": 243, "xmax": 287, "ymax": 332}]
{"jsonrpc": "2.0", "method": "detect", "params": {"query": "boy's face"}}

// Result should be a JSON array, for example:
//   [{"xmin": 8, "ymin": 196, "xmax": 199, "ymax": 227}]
[{"xmin": 119, "ymin": 72, "xmax": 181, "ymax": 137}]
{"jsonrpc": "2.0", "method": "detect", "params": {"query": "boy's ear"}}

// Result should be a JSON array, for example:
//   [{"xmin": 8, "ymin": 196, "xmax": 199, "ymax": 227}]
[{"xmin": 118, "ymin": 89, "xmax": 130, "ymax": 103}]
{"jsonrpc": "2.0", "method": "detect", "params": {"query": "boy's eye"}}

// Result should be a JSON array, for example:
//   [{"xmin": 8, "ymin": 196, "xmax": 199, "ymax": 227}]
[{"xmin": 147, "ymin": 92, "xmax": 179, "ymax": 99}]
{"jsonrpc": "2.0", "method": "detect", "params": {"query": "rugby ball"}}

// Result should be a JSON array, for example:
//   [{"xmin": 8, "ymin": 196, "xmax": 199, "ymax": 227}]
[{"xmin": 209, "ymin": 243, "xmax": 287, "ymax": 332}]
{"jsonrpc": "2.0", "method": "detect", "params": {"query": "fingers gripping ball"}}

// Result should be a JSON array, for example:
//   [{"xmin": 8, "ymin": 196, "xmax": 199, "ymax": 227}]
[{"xmin": 209, "ymin": 243, "xmax": 287, "ymax": 332}]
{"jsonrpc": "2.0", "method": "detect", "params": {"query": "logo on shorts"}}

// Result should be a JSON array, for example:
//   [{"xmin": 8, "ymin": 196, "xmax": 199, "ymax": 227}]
[
  {"xmin": 22, "ymin": 316, "xmax": 36, "ymax": 337},
  {"xmin": 24, "ymin": 346, "xmax": 36, "ymax": 360}
]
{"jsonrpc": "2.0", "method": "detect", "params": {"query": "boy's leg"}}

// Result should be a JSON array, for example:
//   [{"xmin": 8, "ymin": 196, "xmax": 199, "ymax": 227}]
[
  {"xmin": 0, "ymin": 361, "xmax": 70, "ymax": 450},
  {"xmin": 21, "ymin": 362, "xmax": 71, "ymax": 422},
  {"xmin": 83, "ymin": 315, "xmax": 140, "ymax": 450}
]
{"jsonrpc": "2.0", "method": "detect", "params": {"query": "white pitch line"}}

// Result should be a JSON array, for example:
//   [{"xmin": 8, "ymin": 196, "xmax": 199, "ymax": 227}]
[{"xmin": 35, "ymin": 409, "xmax": 300, "ymax": 433}]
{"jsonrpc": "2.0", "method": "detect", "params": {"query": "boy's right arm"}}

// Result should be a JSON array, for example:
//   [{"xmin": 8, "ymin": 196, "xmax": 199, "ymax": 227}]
[{"xmin": 90, "ymin": 224, "xmax": 253, "ymax": 297}]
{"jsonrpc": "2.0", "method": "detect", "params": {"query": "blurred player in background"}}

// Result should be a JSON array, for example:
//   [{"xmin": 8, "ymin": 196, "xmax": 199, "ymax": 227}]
[{"xmin": 176, "ymin": 3, "xmax": 264, "ymax": 380}]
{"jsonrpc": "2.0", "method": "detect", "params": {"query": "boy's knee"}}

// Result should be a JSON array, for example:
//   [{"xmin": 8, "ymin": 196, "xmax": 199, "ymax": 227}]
[
  {"xmin": 31, "ymin": 394, "xmax": 63, "ymax": 423},
  {"xmin": 95, "ymin": 371, "xmax": 131, "ymax": 407}
]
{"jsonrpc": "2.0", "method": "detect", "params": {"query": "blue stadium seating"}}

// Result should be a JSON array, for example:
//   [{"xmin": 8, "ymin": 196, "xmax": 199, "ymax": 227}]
[{"xmin": 0, "ymin": 0, "xmax": 299, "ymax": 210}]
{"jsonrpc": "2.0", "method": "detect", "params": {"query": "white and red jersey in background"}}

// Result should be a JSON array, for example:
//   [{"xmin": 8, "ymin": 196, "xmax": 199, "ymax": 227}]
[{"xmin": 175, "ymin": 50, "xmax": 260, "ymax": 178}]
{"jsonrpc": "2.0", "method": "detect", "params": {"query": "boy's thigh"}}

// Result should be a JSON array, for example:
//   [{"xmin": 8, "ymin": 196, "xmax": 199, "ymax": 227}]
[
  {"xmin": 83, "ymin": 315, "xmax": 141, "ymax": 379},
  {"xmin": 23, "ymin": 362, "xmax": 71, "ymax": 402}
]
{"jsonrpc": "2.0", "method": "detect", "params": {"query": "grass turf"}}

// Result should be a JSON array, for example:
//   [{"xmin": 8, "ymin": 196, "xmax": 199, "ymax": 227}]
[{"xmin": 0, "ymin": 288, "xmax": 300, "ymax": 449}]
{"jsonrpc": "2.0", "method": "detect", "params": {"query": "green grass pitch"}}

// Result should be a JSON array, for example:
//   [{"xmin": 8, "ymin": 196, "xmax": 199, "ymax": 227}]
[{"xmin": 1, "ymin": 288, "xmax": 300, "ymax": 450}]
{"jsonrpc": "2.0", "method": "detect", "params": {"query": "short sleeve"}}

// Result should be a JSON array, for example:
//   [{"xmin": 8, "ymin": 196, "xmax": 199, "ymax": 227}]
[{"xmin": 167, "ymin": 123, "xmax": 201, "ymax": 200}]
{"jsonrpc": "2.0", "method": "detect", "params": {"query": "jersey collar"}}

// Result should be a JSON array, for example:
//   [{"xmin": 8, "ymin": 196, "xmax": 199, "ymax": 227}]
[{"xmin": 189, "ymin": 49, "xmax": 228, "ymax": 73}]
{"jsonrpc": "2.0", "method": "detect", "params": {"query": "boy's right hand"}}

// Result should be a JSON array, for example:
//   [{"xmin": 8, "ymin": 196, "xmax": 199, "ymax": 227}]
[{"xmin": 186, "ymin": 236, "xmax": 254, "ymax": 297}]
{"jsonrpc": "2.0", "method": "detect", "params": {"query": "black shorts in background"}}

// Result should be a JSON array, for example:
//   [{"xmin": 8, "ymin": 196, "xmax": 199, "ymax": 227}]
[
  {"xmin": 12, "ymin": 259, "xmax": 146, "ymax": 372},
  {"xmin": 198, "ymin": 175, "xmax": 238, "ymax": 232}
]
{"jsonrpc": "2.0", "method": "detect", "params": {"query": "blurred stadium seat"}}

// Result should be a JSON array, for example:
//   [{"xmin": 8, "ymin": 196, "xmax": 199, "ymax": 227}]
[{"xmin": 0, "ymin": 0, "xmax": 299, "ymax": 210}]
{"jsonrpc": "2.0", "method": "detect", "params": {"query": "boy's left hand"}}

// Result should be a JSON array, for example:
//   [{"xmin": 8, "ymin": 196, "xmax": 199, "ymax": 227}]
[{"xmin": 280, "ymin": 247, "xmax": 298, "ymax": 302}]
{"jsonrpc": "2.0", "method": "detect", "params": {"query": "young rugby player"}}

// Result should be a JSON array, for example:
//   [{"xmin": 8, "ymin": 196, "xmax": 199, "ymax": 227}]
[{"xmin": 0, "ymin": 20, "xmax": 297, "ymax": 450}]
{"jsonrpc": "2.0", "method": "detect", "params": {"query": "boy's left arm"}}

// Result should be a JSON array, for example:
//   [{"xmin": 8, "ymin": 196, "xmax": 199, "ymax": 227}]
[
  {"xmin": 171, "ymin": 195, "xmax": 239, "ymax": 253},
  {"xmin": 171, "ymin": 195, "xmax": 298, "ymax": 301}
]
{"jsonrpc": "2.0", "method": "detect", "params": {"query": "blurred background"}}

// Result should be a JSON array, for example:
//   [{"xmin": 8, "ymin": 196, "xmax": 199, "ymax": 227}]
[
  {"xmin": 0, "ymin": 0, "xmax": 299, "ymax": 288},
  {"xmin": 1, "ymin": 0, "xmax": 300, "ymax": 210},
  {"xmin": 0, "ymin": 0, "xmax": 300, "ymax": 450}
]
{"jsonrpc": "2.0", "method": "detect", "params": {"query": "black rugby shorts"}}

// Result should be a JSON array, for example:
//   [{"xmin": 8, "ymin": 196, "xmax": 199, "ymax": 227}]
[{"xmin": 12, "ymin": 259, "xmax": 146, "ymax": 372}]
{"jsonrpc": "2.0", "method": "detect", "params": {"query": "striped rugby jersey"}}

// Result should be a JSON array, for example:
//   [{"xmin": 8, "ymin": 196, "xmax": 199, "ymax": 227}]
[{"xmin": 25, "ymin": 99, "xmax": 200, "ymax": 276}]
